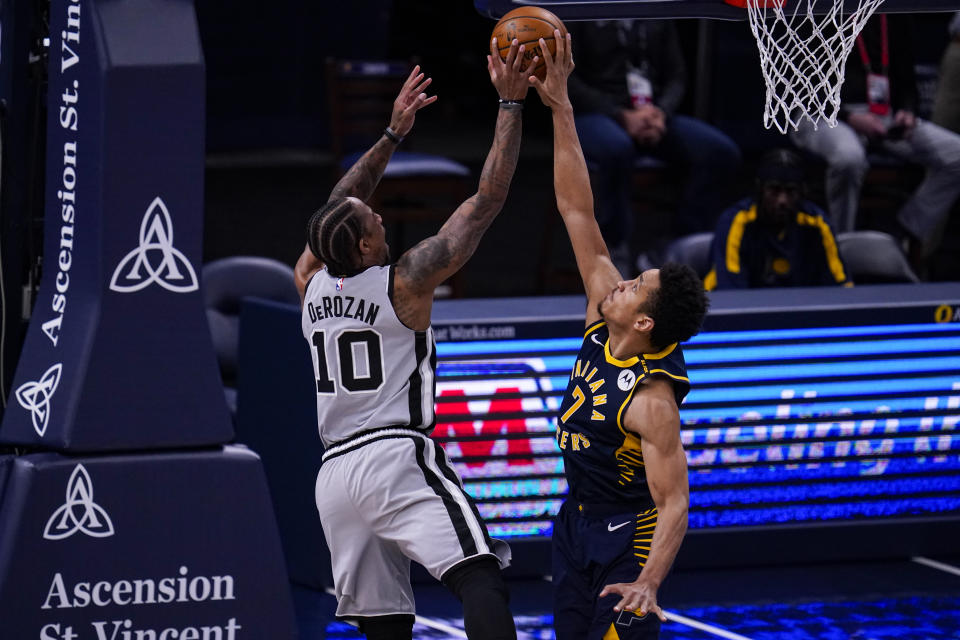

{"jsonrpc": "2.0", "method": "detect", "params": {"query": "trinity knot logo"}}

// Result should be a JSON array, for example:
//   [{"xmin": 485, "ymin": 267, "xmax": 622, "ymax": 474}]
[
  {"xmin": 44, "ymin": 464, "xmax": 115, "ymax": 541},
  {"xmin": 109, "ymin": 196, "xmax": 199, "ymax": 293},
  {"xmin": 14, "ymin": 363, "xmax": 63, "ymax": 437}
]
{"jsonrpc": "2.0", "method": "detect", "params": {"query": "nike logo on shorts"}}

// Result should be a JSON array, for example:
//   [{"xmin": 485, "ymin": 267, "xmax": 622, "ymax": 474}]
[{"xmin": 607, "ymin": 521, "xmax": 631, "ymax": 532}]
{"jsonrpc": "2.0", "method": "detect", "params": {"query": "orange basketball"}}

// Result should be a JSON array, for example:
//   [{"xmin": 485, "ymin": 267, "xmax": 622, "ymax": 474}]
[{"xmin": 491, "ymin": 7, "xmax": 568, "ymax": 81}]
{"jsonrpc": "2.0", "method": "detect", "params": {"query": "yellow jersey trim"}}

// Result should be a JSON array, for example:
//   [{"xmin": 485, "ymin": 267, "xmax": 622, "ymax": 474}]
[
  {"xmin": 644, "ymin": 342, "xmax": 677, "ymax": 360},
  {"xmin": 796, "ymin": 212, "xmax": 847, "ymax": 283},
  {"xmin": 616, "ymin": 374, "xmax": 642, "ymax": 436},
  {"xmin": 725, "ymin": 205, "xmax": 757, "ymax": 273},
  {"xmin": 704, "ymin": 267, "xmax": 717, "ymax": 291},
  {"xmin": 648, "ymin": 368, "xmax": 690, "ymax": 383},
  {"xmin": 604, "ymin": 339, "xmax": 640, "ymax": 367},
  {"xmin": 585, "ymin": 321, "xmax": 607, "ymax": 338}
]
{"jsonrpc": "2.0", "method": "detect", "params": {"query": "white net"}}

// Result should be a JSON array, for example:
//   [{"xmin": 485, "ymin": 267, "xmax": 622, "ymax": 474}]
[{"xmin": 746, "ymin": 0, "xmax": 887, "ymax": 132}]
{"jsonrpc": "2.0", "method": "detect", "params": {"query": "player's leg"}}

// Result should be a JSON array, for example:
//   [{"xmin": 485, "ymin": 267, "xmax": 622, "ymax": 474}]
[
  {"xmin": 356, "ymin": 615, "xmax": 415, "ymax": 640},
  {"xmin": 316, "ymin": 455, "xmax": 417, "ymax": 627},
  {"xmin": 586, "ymin": 509, "xmax": 662, "ymax": 640},
  {"xmin": 587, "ymin": 561, "xmax": 662, "ymax": 639},
  {"xmin": 552, "ymin": 502, "xmax": 593, "ymax": 640},
  {"xmin": 884, "ymin": 120, "xmax": 960, "ymax": 259},
  {"xmin": 360, "ymin": 435, "xmax": 516, "ymax": 639},
  {"xmin": 791, "ymin": 118, "xmax": 867, "ymax": 233},
  {"xmin": 589, "ymin": 559, "xmax": 662, "ymax": 640},
  {"xmin": 442, "ymin": 556, "xmax": 516, "ymax": 639}
]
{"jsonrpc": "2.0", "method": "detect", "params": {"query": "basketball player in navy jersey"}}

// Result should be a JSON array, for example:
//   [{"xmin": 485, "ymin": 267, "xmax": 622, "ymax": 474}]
[
  {"xmin": 293, "ymin": 41, "xmax": 533, "ymax": 640},
  {"xmin": 530, "ymin": 32, "xmax": 709, "ymax": 639}
]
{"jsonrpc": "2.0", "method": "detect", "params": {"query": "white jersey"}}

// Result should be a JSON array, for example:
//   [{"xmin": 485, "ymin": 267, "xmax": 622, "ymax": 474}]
[{"xmin": 301, "ymin": 265, "xmax": 436, "ymax": 448}]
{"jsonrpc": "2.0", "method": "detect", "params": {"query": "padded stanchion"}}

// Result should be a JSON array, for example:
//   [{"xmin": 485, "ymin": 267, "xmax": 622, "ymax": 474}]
[
  {"xmin": 0, "ymin": 0, "xmax": 230, "ymax": 451},
  {"xmin": 0, "ymin": 446, "xmax": 297, "ymax": 638},
  {"xmin": 0, "ymin": 1, "xmax": 298, "ymax": 637},
  {"xmin": 235, "ymin": 299, "xmax": 332, "ymax": 588}
]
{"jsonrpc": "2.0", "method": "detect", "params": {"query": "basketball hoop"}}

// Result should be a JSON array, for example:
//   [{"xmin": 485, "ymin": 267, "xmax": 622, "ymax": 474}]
[{"xmin": 728, "ymin": 0, "xmax": 887, "ymax": 132}]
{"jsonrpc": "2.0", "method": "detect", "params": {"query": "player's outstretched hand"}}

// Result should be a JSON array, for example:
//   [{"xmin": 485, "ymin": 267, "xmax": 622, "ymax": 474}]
[
  {"xmin": 529, "ymin": 30, "xmax": 573, "ymax": 110},
  {"xmin": 598, "ymin": 579, "xmax": 667, "ymax": 622},
  {"xmin": 488, "ymin": 38, "xmax": 535, "ymax": 101},
  {"xmin": 390, "ymin": 65, "xmax": 438, "ymax": 138}
]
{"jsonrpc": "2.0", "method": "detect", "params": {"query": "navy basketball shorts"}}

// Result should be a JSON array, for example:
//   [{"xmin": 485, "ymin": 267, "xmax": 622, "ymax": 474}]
[{"xmin": 552, "ymin": 500, "xmax": 661, "ymax": 640}]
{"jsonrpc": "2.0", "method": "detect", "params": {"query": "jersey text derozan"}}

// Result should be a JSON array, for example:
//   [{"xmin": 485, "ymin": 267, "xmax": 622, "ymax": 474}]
[{"xmin": 305, "ymin": 295, "xmax": 380, "ymax": 326}]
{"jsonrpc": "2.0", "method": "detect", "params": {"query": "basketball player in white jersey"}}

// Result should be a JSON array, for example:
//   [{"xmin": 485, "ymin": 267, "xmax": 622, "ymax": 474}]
[{"xmin": 294, "ymin": 40, "xmax": 532, "ymax": 640}]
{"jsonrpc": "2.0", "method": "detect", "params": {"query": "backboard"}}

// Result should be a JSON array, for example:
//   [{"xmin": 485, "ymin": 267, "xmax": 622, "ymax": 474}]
[{"xmin": 475, "ymin": 0, "xmax": 959, "ymax": 21}]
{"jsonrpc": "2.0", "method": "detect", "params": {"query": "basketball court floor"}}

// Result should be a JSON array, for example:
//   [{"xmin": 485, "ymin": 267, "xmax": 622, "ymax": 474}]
[{"xmin": 293, "ymin": 554, "xmax": 960, "ymax": 639}]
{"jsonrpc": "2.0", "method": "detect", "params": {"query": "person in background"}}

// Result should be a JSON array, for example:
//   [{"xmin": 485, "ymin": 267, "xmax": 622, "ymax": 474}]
[
  {"xmin": 567, "ymin": 19, "xmax": 742, "ymax": 275},
  {"xmin": 790, "ymin": 14, "xmax": 960, "ymax": 276},
  {"xmin": 705, "ymin": 148, "xmax": 851, "ymax": 290},
  {"xmin": 932, "ymin": 12, "xmax": 960, "ymax": 134}
]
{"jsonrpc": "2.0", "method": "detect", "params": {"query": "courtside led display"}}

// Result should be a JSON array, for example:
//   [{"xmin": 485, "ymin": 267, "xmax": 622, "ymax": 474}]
[{"xmin": 432, "ymin": 322, "xmax": 960, "ymax": 538}]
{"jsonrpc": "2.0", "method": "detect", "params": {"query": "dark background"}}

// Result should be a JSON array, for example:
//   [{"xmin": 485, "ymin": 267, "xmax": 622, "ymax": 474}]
[
  {"xmin": 194, "ymin": 1, "xmax": 960, "ymax": 298},
  {"xmin": 2, "ymin": 0, "xmax": 958, "ymax": 328}
]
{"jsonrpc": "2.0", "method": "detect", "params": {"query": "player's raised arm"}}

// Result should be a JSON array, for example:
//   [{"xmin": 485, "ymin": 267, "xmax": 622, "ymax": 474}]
[
  {"xmin": 332, "ymin": 65, "xmax": 437, "ymax": 203},
  {"xmin": 295, "ymin": 66, "xmax": 438, "ymax": 303},
  {"xmin": 531, "ymin": 31, "xmax": 620, "ymax": 325},
  {"xmin": 392, "ymin": 38, "xmax": 533, "ymax": 330}
]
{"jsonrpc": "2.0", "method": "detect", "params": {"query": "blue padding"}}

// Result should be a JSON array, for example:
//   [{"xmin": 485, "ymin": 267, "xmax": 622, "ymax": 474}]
[
  {"xmin": 0, "ymin": 446, "xmax": 297, "ymax": 637},
  {"xmin": 0, "ymin": 0, "xmax": 231, "ymax": 451},
  {"xmin": 341, "ymin": 150, "xmax": 470, "ymax": 177},
  {"xmin": 235, "ymin": 298, "xmax": 332, "ymax": 589}
]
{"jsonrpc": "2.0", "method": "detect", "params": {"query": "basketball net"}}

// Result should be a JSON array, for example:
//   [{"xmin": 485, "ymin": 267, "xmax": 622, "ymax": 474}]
[{"xmin": 740, "ymin": 0, "xmax": 886, "ymax": 132}]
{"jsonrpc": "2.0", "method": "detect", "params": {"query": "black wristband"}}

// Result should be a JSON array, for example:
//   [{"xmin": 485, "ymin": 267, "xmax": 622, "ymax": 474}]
[
  {"xmin": 499, "ymin": 98, "xmax": 524, "ymax": 109},
  {"xmin": 383, "ymin": 126, "xmax": 403, "ymax": 144}
]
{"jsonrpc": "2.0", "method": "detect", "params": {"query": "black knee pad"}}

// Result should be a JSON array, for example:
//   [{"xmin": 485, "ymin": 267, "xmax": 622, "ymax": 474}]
[
  {"xmin": 443, "ymin": 557, "xmax": 516, "ymax": 639},
  {"xmin": 443, "ymin": 556, "xmax": 509, "ymax": 604},
  {"xmin": 357, "ymin": 614, "xmax": 414, "ymax": 640}
]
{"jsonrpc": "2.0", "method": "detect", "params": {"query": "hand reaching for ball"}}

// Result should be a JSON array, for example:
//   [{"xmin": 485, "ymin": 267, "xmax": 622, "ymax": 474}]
[
  {"xmin": 529, "ymin": 30, "xmax": 574, "ymax": 111},
  {"xmin": 389, "ymin": 65, "xmax": 438, "ymax": 138},
  {"xmin": 488, "ymin": 38, "xmax": 535, "ymax": 101}
]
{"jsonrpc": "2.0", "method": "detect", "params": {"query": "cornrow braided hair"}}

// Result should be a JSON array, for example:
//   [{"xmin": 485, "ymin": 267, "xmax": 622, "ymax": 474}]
[{"xmin": 306, "ymin": 197, "xmax": 365, "ymax": 276}]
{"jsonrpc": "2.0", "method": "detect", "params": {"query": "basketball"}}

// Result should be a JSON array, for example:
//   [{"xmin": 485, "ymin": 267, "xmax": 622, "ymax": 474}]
[{"xmin": 491, "ymin": 7, "xmax": 568, "ymax": 81}]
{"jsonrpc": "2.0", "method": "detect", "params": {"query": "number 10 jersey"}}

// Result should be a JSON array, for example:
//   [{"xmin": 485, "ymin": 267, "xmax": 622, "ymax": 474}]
[{"xmin": 301, "ymin": 265, "xmax": 437, "ymax": 448}]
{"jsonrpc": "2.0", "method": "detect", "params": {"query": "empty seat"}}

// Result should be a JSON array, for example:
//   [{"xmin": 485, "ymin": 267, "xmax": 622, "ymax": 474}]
[
  {"xmin": 836, "ymin": 230, "xmax": 920, "ymax": 284},
  {"xmin": 663, "ymin": 232, "xmax": 715, "ymax": 279},
  {"xmin": 203, "ymin": 256, "xmax": 301, "ymax": 416}
]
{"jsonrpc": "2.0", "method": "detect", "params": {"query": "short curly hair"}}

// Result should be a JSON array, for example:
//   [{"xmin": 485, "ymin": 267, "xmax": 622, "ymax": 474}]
[
  {"xmin": 306, "ymin": 197, "xmax": 365, "ymax": 277},
  {"xmin": 640, "ymin": 262, "xmax": 709, "ymax": 350}
]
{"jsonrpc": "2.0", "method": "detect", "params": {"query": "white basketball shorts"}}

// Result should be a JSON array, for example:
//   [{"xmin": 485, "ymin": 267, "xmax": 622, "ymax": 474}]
[{"xmin": 316, "ymin": 428, "xmax": 511, "ymax": 619}]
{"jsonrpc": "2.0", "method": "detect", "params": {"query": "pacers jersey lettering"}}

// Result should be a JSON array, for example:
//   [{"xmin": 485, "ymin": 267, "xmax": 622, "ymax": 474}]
[
  {"xmin": 301, "ymin": 265, "xmax": 436, "ymax": 448},
  {"xmin": 557, "ymin": 321, "xmax": 689, "ymax": 506}
]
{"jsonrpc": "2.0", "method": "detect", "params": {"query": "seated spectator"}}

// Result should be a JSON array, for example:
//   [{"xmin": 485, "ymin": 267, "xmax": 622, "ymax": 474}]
[
  {"xmin": 790, "ymin": 14, "xmax": 960, "ymax": 276},
  {"xmin": 567, "ymin": 19, "xmax": 741, "ymax": 273},
  {"xmin": 932, "ymin": 12, "xmax": 960, "ymax": 134},
  {"xmin": 704, "ymin": 149, "xmax": 850, "ymax": 290}
]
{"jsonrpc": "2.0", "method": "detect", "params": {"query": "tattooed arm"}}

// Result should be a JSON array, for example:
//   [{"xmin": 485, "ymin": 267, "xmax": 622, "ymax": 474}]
[
  {"xmin": 392, "ymin": 39, "xmax": 532, "ymax": 330},
  {"xmin": 295, "ymin": 66, "xmax": 439, "ymax": 304},
  {"xmin": 329, "ymin": 65, "xmax": 438, "ymax": 202}
]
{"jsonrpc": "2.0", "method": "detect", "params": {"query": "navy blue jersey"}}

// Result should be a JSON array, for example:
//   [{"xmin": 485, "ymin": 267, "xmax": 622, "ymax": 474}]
[
  {"xmin": 556, "ymin": 321, "xmax": 689, "ymax": 508},
  {"xmin": 704, "ymin": 198, "xmax": 849, "ymax": 290}
]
